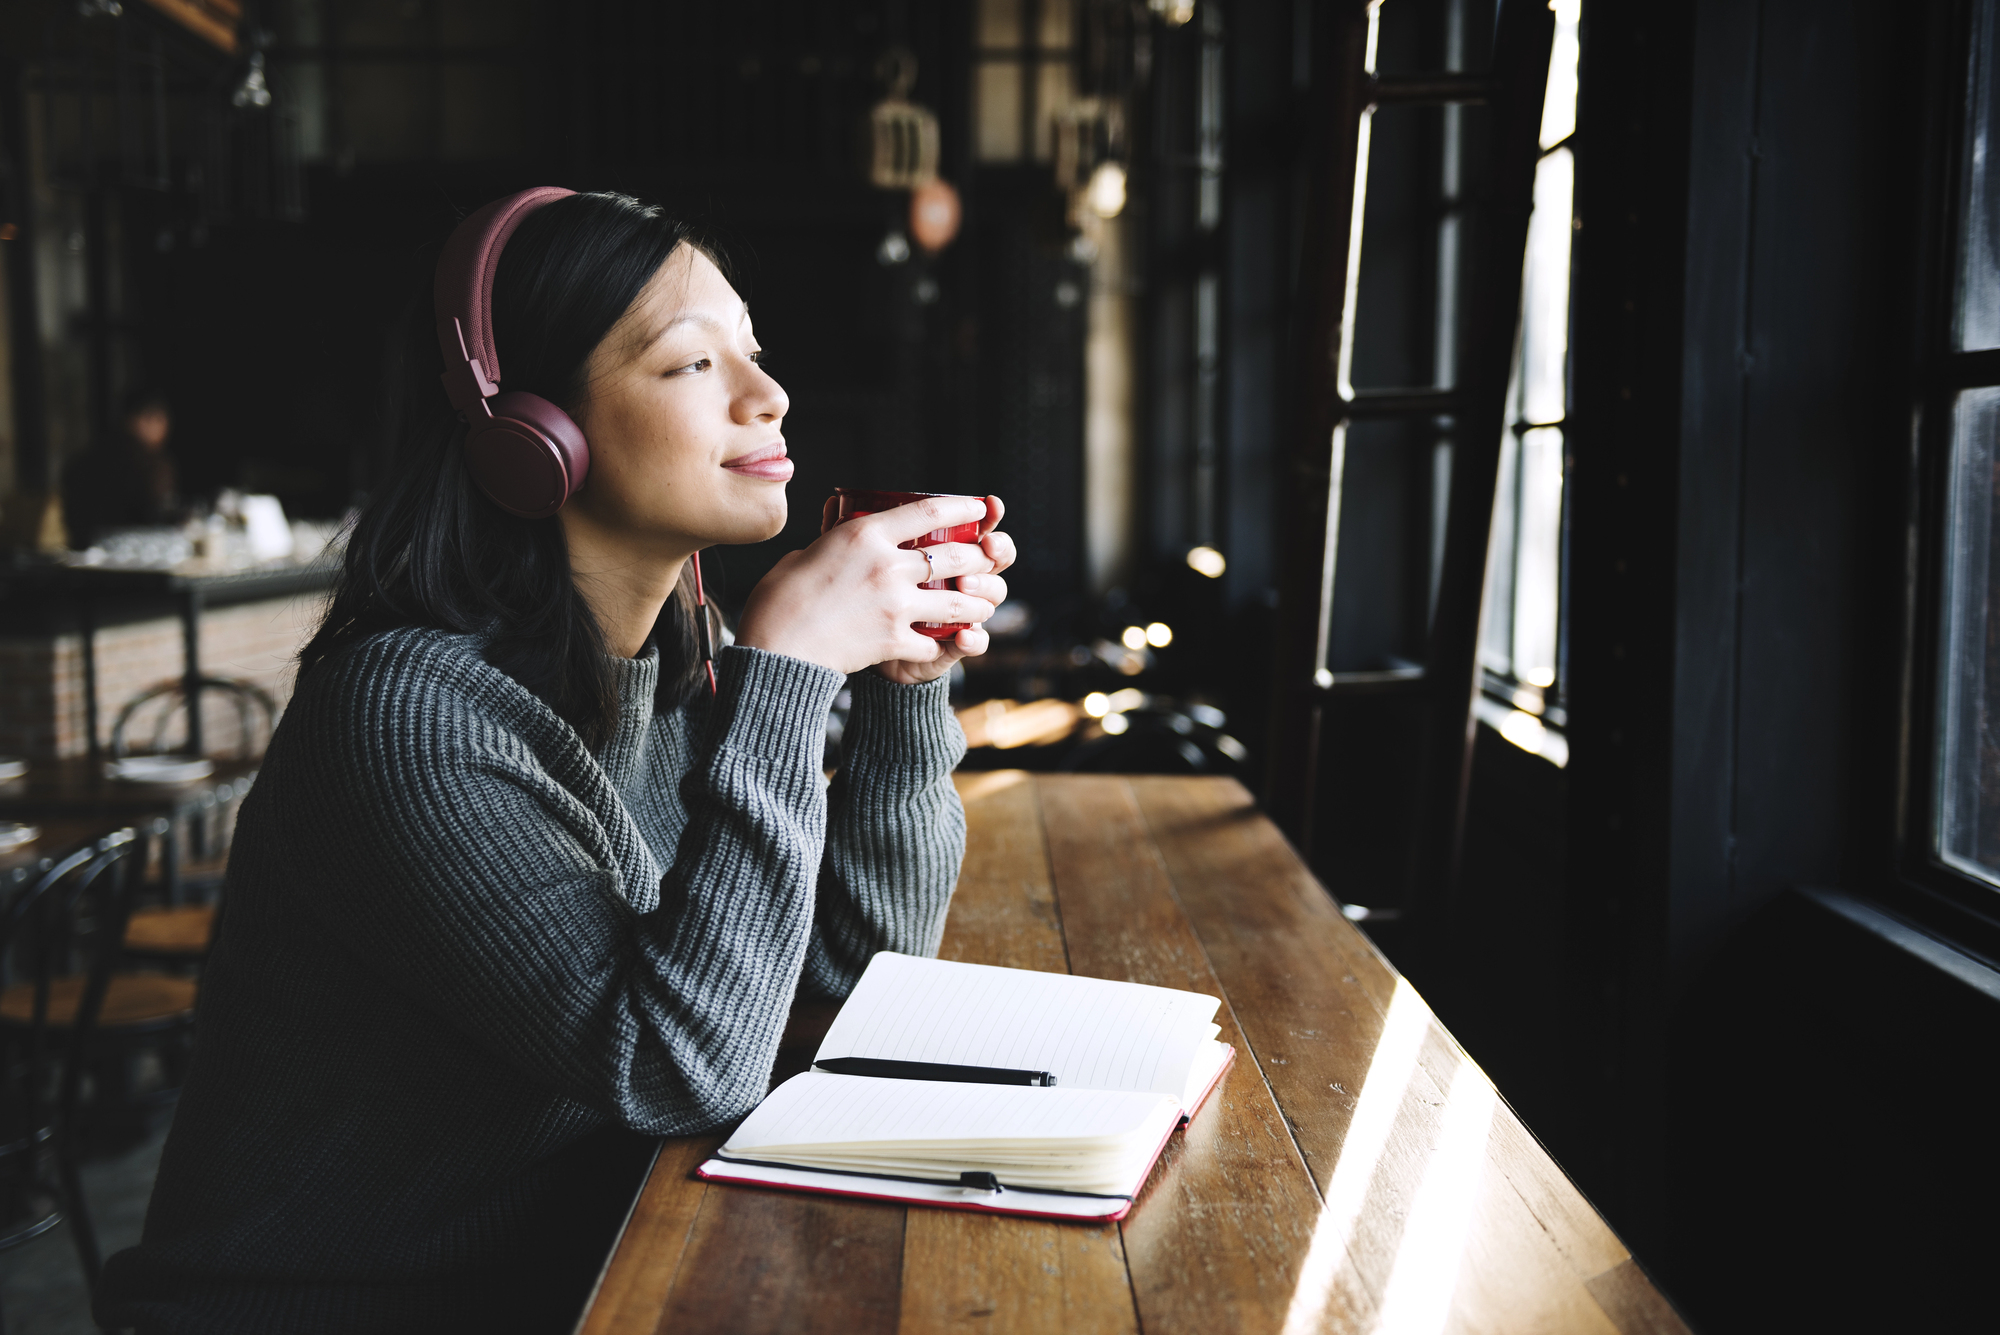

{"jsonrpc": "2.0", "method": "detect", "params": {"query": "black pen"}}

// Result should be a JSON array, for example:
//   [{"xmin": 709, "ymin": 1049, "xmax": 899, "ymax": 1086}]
[{"xmin": 815, "ymin": 1057, "xmax": 1058, "ymax": 1087}]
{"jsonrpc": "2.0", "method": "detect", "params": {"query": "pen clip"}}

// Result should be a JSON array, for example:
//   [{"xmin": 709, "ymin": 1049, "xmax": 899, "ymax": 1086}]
[{"xmin": 957, "ymin": 1170, "xmax": 1003, "ymax": 1194}]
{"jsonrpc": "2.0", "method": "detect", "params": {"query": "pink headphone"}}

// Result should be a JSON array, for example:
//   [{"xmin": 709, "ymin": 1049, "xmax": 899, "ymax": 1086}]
[
  {"xmin": 435, "ymin": 187, "xmax": 717, "ymax": 692},
  {"xmin": 434, "ymin": 186, "xmax": 589, "ymax": 519}
]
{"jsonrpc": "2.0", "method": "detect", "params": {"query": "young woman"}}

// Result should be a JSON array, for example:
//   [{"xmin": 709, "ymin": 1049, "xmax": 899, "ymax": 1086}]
[{"xmin": 96, "ymin": 190, "xmax": 1011, "ymax": 1333}]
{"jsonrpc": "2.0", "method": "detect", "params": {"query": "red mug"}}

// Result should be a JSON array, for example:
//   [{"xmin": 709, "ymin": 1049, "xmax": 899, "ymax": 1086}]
[{"xmin": 831, "ymin": 488, "xmax": 984, "ymax": 639}]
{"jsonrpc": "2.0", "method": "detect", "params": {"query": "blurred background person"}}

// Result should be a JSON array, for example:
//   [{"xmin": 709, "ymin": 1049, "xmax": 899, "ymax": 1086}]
[{"xmin": 61, "ymin": 388, "xmax": 182, "ymax": 549}]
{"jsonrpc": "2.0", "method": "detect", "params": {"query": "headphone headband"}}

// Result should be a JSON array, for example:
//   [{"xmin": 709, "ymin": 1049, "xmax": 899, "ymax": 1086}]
[{"xmin": 433, "ymin": 186, "xmax": 576, "ymax": 415}]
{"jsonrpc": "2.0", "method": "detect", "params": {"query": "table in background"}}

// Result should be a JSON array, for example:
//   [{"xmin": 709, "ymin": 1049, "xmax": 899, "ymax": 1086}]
[
  {"xmin": 0, "ymin": 760, "xmax": 256, "ymax": 900},
  {"xmin": 578, "ymin": 773, "xmax": 1689, "ymax": 1335},
  {"xmin": 56, "ymin": 563, "xmax": 332, "ymax": 760}
]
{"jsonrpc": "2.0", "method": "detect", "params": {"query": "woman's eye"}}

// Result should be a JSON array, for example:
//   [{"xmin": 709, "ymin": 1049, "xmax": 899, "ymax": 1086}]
[
  {"xmin": 748, "ymin": 350, "xmax": 767, "ymax": 366},
  {"xmin": 668, "ymin": 358, "xmax": 712, "ymax": 377}
]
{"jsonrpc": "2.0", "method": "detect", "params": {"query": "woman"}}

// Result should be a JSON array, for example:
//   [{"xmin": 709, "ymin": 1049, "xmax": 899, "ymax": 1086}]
[{"xmin": 96, "ymin": 190, "xmax": 1011, "ymax": 1333}]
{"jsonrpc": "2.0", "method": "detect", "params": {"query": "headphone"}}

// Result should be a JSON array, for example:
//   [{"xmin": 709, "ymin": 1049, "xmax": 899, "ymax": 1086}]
[
  {"xmin": 434, "ymin": 186, "xmax": 588, "ymax": 519},
  {"xmin": 435, "ymin": 187, "xmax": 718, "ymax": 692}
]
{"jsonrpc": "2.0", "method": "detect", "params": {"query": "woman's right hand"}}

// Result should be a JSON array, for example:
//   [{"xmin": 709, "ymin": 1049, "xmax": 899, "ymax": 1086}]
[{"xmin": 733, "ymin": 494, "xmax": 999, "ymax": 676}]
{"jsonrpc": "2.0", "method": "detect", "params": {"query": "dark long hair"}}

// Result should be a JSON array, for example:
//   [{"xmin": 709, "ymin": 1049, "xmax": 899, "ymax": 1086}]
[{"xmin": 299, "ymin": 192, "xmax": 722, "ymax": 749}]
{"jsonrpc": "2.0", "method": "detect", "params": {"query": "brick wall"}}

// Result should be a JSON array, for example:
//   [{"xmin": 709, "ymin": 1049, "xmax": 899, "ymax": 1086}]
[{"xmin": 0, "ymin": 594, "xmax": 326, "ymax": 759}]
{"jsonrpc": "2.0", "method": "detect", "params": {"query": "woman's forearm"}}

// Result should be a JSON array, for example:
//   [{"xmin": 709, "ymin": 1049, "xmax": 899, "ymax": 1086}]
[{"xmin": 804, "ymin": 671, "xmax": 968, "ymax": 996}]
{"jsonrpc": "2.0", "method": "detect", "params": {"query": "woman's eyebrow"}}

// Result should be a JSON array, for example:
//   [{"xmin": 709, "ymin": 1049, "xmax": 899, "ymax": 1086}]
[{"xmin": 656, "ymin": 302, "xmax": 752, "ymax": 340}]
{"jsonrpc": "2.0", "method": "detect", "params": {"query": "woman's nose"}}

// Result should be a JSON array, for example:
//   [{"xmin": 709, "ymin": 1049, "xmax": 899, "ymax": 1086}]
[{"xmin": 738, "ymin": 361, "xmax": 789, "ymax": 424}]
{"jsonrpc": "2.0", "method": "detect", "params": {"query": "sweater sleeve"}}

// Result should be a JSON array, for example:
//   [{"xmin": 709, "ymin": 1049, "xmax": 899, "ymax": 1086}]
[
  {"xmin": 295, "ymin": 639, "xmax": 844, "ymax": 1136},
  {"xmin": 800, "ymin": 670, "xmax": 968, "ymax": 998}
]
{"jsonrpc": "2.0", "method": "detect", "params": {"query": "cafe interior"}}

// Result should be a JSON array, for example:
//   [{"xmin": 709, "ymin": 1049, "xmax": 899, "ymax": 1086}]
[{"xmin": 0, "ymin": 0, "xmax": 1996, "ymax": 1331}]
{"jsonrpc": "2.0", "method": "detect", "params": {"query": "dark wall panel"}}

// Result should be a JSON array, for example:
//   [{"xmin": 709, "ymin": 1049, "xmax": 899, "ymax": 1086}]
[{"xmin": 1673, "ymin": 0, "xmax": 1921, "ymax": 978}]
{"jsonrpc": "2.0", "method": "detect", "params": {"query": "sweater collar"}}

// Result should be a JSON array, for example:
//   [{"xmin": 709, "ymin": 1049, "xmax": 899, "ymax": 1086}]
[
  {"xmin": 596, "ymin": 642, "xmax": 660, "ymax": 785},
  {"xmin": 604, "ymin": 640, "xmax": 661, "ymax": 703}
]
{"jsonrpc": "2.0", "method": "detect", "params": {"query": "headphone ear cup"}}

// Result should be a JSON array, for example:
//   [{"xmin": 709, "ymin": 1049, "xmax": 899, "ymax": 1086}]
[{"xmin": 463, "ymin": 392, "xmax": 591, "ymax": 519}]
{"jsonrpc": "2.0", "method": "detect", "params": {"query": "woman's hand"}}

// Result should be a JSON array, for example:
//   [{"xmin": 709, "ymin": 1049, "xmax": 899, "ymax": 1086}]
[
  {"xmin": 734, "ymin": 494, "xmax": 1015, "ymax": 681},
  {"xmin": 869, "ymin": 496, "xmax": 1016, "ymax": 684}
]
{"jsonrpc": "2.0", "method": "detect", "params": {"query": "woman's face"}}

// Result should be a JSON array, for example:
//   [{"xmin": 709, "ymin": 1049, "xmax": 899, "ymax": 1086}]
[{"xmin": 566, "ymin": 245, "xmax": 791, "ymax": 557}]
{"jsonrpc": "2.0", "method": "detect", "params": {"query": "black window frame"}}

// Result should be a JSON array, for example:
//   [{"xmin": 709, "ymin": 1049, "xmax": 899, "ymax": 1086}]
[{"xmin": 1899, "ymin": 0, "xmax": 2000, "ymax": 963}]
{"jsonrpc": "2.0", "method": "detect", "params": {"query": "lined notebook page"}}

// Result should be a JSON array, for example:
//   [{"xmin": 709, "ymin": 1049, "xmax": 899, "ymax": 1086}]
[
  {"xmin": 815, "ymin": 953, "xmax": 1221, "ymax": 1100},
  {"xmin": 726, "ymin": 1072, "xmax": 1176, "ymax": 1151}
]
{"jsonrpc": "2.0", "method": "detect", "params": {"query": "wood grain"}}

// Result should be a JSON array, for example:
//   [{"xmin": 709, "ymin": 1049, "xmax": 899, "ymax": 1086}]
[
  {"xmin": 1126, "ymin": 776, "xmax": 1652, "ymax": 1333},
  {"xmin": 1486, "ymin": 1106, "xmax": 1632, "ymax": 1281},
  {"xmin": 1583, "ymin": 1258, "xmax": 1695, "ymax": 1335},
  {"xmin": 124, "ymin": 903, "xmax": 217, "ymax": 956},
  {"xmin": 1036, "ymin": 775, "xmax": 1359, "ymax": 1335},
  {"xmin": 650, "ymin": 1186, "xmax": 906, "ymax": 1335},
  {"xmin": 1126, "ymin": 776, "xmax": 1405, "ymax": 1176},
  {"xmin": 942, "ymin": 771, "xmax": 1068, "ymax": 973},
  {"xmin": 898, "ymin": 1213, "xmax": 1136, "ymax": 1335},
  {"xmin": 895, "ymin": 771, "xmax": 1141, "ymax": 1334},
  {"xmin": 0, "ymin": 973, "xmax": 196, "ymax": 1027}
]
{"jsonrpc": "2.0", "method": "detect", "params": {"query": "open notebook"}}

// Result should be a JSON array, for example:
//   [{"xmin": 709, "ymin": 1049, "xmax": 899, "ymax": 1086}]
[{"xmin": 696, "ymin": 952, "xmax": 1234, "ymax": 1221}]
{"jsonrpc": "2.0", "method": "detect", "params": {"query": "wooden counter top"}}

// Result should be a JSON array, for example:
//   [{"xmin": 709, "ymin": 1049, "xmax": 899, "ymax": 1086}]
[{"xmin": 577, "ymin": 773, "xmax": 1688, "ymax": 1334}]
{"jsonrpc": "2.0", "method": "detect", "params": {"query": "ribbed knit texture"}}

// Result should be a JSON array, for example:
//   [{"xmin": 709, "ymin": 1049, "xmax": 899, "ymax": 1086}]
[{"xmin": 94, "ymin": 629, "xmax": 966, "ymax": 1334}]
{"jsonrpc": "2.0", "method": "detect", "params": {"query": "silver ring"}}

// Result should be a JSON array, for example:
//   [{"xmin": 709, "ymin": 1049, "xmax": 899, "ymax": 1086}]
[{"xmin": 920, "ymin": 549, "xmax": 935, "ymax": 579}]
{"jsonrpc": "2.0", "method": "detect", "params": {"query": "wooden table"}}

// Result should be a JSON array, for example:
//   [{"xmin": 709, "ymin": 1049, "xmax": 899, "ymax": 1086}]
[
  {"xmin": 578, "ymin": 774, "xmax": 1688, "ymax": 1334},
  {"xmin": 48, "ymin": 560, "xmax": 330, "ymax": 760},
  {"xmin": 0, "ymin": 759, "xmax": 255, "ymax": 899},
  {"xmin": 0, "ymin": 756, "xmax": 257, "ymax": 820}
]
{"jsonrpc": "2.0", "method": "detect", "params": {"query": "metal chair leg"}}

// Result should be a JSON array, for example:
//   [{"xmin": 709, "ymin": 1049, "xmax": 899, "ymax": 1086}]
[{"xmin": 55, "ymin": 1127, "xmax": 100, "ymax": 1289}]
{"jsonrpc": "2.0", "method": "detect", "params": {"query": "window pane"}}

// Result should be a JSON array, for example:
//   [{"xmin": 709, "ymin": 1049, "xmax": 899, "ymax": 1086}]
[
  {"xmin": 1512, "ymin": 427, "xmax": 1564, "ymax": 687},
  {"xmin": 979, "ymin": 0, "xmax": 1022, "ymax": 49},
  {"xmin": 1959, "ymin": 0, "xmax": 2000, "ymax": 350},
  {"xmin": 1936, "ymin": 386, "xmax": 2000, "ymax": 882},
  {"xmin": 976, "ymin": 61, "xmax": 1023, "ymax": 161},
  {"xmin": 1481, "ymin": 428, "xmax": 1520, "ymax": 676},
  {"xmin": 1539, "ymin": 0, "xmax": 1581, "ymax": 150},
  {"xmin": 1520, "ymin": 147, "xmax": 1574, "ymax": 425},
  {"xmin": 1033, "ymin": 61, "xmax": 1073, "ymax": 162},
  {"xmin": 1040, "ymin": 0, "xmax": 1073, "ymax": 50}
]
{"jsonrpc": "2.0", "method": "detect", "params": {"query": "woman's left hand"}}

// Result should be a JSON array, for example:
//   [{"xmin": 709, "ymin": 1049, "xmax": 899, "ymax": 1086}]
[{"xmin": 819, "ymin": 494, "xmax": 1016, "ymax": 685}]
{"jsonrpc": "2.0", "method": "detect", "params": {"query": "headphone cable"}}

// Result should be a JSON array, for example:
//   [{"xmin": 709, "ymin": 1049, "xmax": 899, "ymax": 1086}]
[{"xmin": 692, "ymin": 551, "xmax": 718, "ymax": 696}]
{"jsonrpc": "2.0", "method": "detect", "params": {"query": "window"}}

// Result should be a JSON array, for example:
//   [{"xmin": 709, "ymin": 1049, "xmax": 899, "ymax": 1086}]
[
  {"xmin": 974, "ymin": 0, "xmax": 1076, "ymax": 164},
  {"xmin": 1930, "ymin": 0, "xmax": 2000, "ymax": 893},
  {"xmin": 1477, "ymin": 0, "xmax": 1579, "ymax": 754}
]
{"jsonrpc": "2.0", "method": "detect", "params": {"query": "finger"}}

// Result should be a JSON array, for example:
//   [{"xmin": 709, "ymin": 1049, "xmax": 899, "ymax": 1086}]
[
  {"xmin": 864, "ymin": 494, "xmax": 990, "ymax": 545},
  {"xmin": 912, "ymin": 589, "xmax": 995, "ymax": 624},
  {"xmin": 980, "ymin": 495, "xmax": 1005, "ymax": 538},
  {"xmin": 952, "ymin": 626, "xmax": 991, "ymax": 657},
  {"xmin": 915, "ymin": 541, "xmax": 996, "ymax": 581},
  {"xmin": 980, "ymin": 530, "xmax": 1017, "ymax": 575},
  {"xmin": 820, "ymin": 495, "xmax": 839, "ymax": 536},
  {"xmin": 956, "ymin": 572, "xmax": 1008, "ymax": 605},
  {"xmin": 892, "ymin": 631, "xmax": 945, "ymax": 664}
]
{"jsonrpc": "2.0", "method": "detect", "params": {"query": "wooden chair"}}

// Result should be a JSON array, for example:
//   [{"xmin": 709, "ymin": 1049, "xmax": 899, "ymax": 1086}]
[
  {"xmin": 122, "ymin": 904, "xmax": 218, "ymax": 962},
  {"xmin": 117, "ymin": 808, "xmax": 226, "ymax": 967},
  {"xmin": 0, "ymin": 828, "xmax": 178, "ymax": 1303},
  {"xmin": 107, "ymin": 684, "xmax": 264, "ymax": 966},
  {"xmin": 109, "ymin": 677, "xmax": 277, "ymax": 764}
]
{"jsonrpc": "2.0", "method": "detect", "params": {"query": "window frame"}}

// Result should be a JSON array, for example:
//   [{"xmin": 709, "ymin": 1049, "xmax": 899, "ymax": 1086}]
[
  {"xmin": 1898, "ymin": 0, "xmax": 2000, "ymax": 961},
  {"xmin": 1478, "ymin": 5, "xmax": 1581, "ymax": 742}
]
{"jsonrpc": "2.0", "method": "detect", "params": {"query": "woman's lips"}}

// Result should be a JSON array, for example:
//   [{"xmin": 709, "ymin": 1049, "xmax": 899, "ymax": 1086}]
[{"xmin": 722, "ymin": 443, "xmax": 793, "ymax": 482}]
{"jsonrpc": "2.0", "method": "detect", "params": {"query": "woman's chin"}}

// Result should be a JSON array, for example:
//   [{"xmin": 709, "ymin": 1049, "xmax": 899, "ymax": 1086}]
[{"xmin": 701, "ymin": 500, "xmax": 788, "ymax": 547}]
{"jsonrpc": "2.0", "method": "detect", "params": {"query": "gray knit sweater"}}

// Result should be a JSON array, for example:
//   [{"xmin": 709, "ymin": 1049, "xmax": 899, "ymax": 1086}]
[{"xmin": 95, "ymin": 629, "xmax": 966, "ymax": 1334}]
